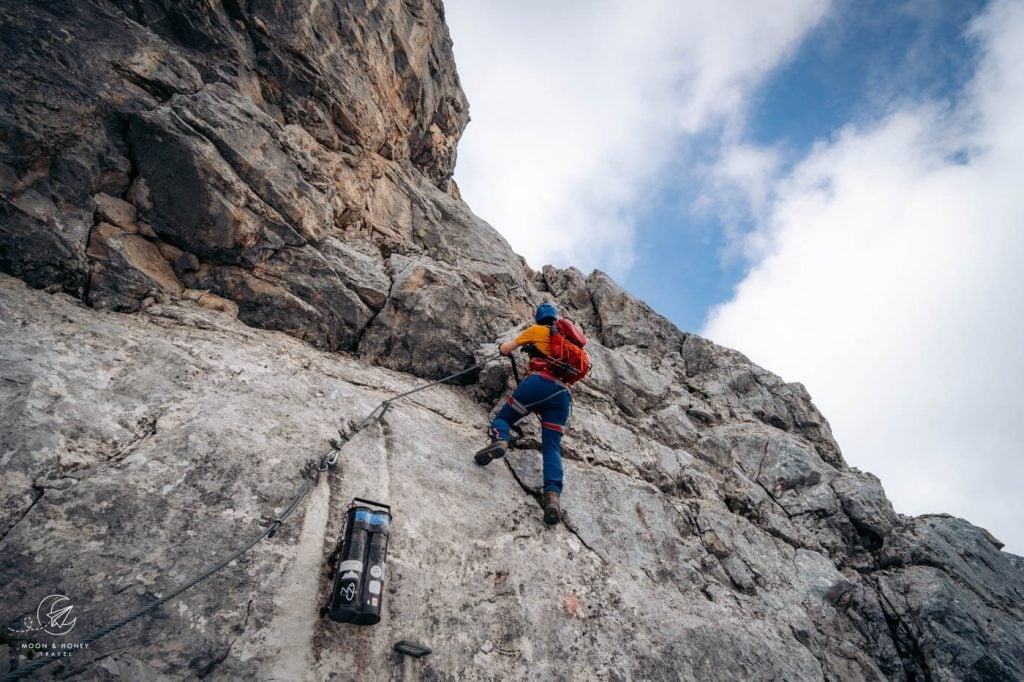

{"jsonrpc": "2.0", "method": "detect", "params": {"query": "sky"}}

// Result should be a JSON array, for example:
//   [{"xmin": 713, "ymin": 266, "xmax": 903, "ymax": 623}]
[{"xmin": 443, "ymin": 0, "xmax": 1024, "ymax": 555}]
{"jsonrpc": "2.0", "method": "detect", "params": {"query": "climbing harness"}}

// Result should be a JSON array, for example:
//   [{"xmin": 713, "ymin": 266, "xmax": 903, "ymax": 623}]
[
  {"xmin": 516, "ymin": 385, "xmax": 571, "ymax": 411},
  {"xmin": 1, "ymin": 355, "xmax": 500, "ymax": 682}
]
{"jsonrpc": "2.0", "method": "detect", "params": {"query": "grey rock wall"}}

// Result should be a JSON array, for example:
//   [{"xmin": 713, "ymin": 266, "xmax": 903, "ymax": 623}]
[
  {"xmin": 1, "ymin": 0, "xmax": 524, "ymax": 375},
  {"xmin": 3, "ymin": 270, "xmax": 1022, "ymax": 681},
  {"xmin": 1, "ymin": 1, "xmax": 1022, "ymax": 680}
]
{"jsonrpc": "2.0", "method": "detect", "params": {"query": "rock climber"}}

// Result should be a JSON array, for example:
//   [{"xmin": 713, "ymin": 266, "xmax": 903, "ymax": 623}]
[{"xmin": 474, "ymin": 302, "xmax": 575, "ymax": 525}]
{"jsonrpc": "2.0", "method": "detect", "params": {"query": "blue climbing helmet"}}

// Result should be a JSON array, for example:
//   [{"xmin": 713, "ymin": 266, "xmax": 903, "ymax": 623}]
[{"xmin": 535, "ymin": 302, "xmax": 558, "ymax": 324}]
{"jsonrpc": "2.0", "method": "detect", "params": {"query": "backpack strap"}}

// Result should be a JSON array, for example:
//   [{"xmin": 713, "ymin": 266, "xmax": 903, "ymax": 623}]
[{"xmin": 522, "ymin": 342, "xmax": 546, "ymax": 360}]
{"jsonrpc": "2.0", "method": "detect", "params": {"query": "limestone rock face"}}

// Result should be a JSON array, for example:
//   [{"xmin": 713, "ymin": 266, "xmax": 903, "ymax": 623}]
[
  {"xmin": 4, "ymin": 266, "xmax": 1023, "ymax": 681},
  {"xmin": 2, "ymin": 1, "xmax": 1023, "ymax": 681},
  {"xmin": 0, "ymin": 0, "xmax": 489, "ymax": 363}
]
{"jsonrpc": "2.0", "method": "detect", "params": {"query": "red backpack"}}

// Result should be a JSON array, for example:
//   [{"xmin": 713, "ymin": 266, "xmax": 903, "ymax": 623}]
[{"xmin": 544, "ymin": 319, "xmax": 591, "ymax": 385}]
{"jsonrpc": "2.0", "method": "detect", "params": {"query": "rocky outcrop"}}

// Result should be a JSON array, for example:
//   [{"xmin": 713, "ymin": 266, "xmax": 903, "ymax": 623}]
[
  {"xmin": 0, "ymin": 0, "xmax": 526, "ymax": 376},
  {"xmin": 4, "ymin": 267, "xmax": 1022, "ymax": 681},
  {"xmin": 2, "ymin": 1, "xmax": 1023, "ymax": 680}
]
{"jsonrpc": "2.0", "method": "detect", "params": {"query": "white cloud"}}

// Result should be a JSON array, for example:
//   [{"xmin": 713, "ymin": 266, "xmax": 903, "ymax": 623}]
[
  {"xmin": 711, "ymin": 144, "xmax": 782, "ymax": 217},
  {"xmin": 703, "ymin": 0, "xmax": 1024, "ymax": 554},
  {"xmin": 444, "ymin": 0, "xmax": 830, "ymax": 275}
]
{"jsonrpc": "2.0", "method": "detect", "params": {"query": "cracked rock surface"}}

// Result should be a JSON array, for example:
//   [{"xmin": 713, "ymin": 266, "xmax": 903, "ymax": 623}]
[
  {"xmin": 2, "ymin": 1, "xmax": 1023, "ymax": 680},
  {"xmin": 0, "ymin": 0, "xmax": 528, "ymax": 377},
  {"xmin": 3, "ymin": 268, "xmax": 1023, "ymax": 680}
]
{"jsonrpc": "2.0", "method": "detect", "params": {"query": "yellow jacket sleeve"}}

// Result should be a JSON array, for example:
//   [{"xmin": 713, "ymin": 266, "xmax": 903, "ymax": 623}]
[{"xmin": 514, "ymin": 324, "xmax": 552, "ymax": 356}]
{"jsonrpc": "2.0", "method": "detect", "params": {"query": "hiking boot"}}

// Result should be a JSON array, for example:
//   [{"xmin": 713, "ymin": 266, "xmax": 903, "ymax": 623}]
[
  {"xmin": 474, "ymin": 440, "xmax": 507, "ymax": 466},
  {"xmin": 543, "ymin": 491, "xmax": 561, "ymax": 525}
]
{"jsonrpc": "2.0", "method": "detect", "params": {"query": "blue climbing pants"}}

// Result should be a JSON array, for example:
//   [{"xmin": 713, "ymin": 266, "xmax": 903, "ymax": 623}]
[{"xmin": 489, "ymin": 374, "xmax": 571, "ymax": 494}]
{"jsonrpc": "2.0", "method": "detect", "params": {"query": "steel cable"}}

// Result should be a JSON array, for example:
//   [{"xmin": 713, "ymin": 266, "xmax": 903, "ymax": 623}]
[{"xmin": 2, "ymin": 355, "xmax": 502, "ymax": 681}]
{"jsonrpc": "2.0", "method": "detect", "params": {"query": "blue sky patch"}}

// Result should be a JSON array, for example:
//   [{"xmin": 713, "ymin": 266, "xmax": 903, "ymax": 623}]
[{"xmin": 622, "ymin": 0, "xmax": 989, "ymax": 333}]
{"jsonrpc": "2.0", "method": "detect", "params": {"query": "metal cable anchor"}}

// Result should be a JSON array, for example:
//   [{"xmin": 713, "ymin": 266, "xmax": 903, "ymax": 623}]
[{"xmin": 322, "ymin": 449, "xmax": 340, "ymax": 470}]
